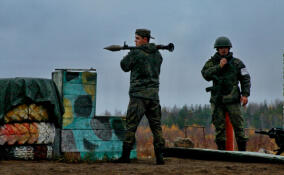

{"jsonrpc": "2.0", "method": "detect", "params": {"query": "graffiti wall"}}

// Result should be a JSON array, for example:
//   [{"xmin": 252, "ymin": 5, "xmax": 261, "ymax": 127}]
[
  {"xmin": 4, "ymin": 104, "xmax": 49, "ymax": 123},
  {"xmin": 0, "ymin": 103, "xmax": 58, "ymax": 160},
  {"xmin": 52, "ymin": 69, "xmax": 136, "ymax": 160},
  {"xmin": 3, "ymin": 145, "xmax": 53, "ymax": 160},
  {"xmin": 0, "ymin": 123, "xmax": 55, "ymax": 145},
  {"xmin": 61, "ymin": 116, "xmax": 136, "ymax": 160}
]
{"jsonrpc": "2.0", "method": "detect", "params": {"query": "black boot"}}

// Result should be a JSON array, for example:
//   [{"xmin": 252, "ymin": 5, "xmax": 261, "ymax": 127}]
[
  {"xmin": 216, "ymin": 141, "xmax": 226, "ymax": 150},
  {"xmin": 113, "ymin": 144, "xmax": 131, "ymax": 163},
  {"xmin": 237, "ymin": 141, "xmax": 247, "ymax": 151},
  {"xmin": 154, "ymin": 148, "xmax": 165, "ymax": 165}
]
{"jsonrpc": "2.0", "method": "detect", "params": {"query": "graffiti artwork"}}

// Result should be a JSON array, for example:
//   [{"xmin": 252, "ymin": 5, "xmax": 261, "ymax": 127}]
[
  {"xmin": 3, "ymin": 145, "xmax": 53, "ymax": 160},
  {"xmin": 61, "ymin": 116, "xmax": 136, "ymax": 160},
  {"xmin": 0, "ymin": 78, "xmax": 63, "ymax": 160},
  {"xmin": 0, "ymin": 123, "xmax": 55, "ymax": 145},
  {"xmin": 52, "ymin": 70, "xmax": 137, "ymax": 160},
  {"xmin": 4, "ymin": 104, "xmax": 49, "ymax": 123}
]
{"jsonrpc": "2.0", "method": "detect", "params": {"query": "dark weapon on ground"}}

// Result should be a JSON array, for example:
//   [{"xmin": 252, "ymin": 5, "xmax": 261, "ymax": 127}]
[
  {"xmin": 104, "ymin": 42, "xmax": 174, "ymax": 52},
  {"xmin": 255, "ymin": 128, "xmax": 284, "ymax": 155}
]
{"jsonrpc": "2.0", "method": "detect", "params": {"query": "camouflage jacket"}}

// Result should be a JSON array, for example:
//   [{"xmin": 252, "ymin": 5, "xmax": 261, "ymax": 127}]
[
  {"xmin": 120, "ymin": 43, "xmax": 163, "ymax": 101},
  {"xmin": 201, "ymin": 52, "xmax": 251, "ymax": 104}
]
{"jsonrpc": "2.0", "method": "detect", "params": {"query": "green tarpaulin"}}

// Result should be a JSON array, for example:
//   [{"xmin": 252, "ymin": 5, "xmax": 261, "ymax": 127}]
[{"xmin": 0, "ymin": 78, "xmax": 64, "ymax": 126}]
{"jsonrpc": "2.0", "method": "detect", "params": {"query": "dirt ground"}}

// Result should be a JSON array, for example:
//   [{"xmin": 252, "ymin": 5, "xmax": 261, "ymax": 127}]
[{"xmin": 1, "ymin": 158, "xmax": 284, "ymax": 175}]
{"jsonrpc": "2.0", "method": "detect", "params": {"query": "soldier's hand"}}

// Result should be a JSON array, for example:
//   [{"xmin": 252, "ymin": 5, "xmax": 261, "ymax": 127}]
[
  {"xmin": 220, "ymin": 58, "xmax": 227, "ymax": 68},
  {"xmin": 240, "ymin": 96, "xmax": 248, "ymax": 106}
]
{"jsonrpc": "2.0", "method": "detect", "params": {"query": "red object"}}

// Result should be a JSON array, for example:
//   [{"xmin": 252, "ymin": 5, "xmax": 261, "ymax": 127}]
[{"xmin": 225, "ymin": 112, "xmax": 234, "ymax": 151}]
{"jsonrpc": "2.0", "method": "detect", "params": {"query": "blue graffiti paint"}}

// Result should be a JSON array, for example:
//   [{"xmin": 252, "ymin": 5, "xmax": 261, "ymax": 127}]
[{"xmin": 53, "ymin": 70, "xmax": 137, "ymax": 160}]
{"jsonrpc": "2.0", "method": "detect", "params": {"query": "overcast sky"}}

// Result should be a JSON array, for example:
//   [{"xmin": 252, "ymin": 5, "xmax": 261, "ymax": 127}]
[{"xmin": 0, "ymin": 0, "xmax": 283, "ymax": 114}]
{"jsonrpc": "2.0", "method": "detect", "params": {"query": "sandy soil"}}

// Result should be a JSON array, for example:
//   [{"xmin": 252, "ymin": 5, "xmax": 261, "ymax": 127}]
[{"xmin": 1, "ymin": 158, "xmax": 284, "ymax": 175}]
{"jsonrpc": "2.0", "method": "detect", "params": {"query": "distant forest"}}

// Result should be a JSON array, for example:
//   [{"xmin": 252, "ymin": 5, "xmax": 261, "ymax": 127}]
[
  {"xmin": 106, "ymin": 100, "xmax": 283, "ymax": 130},
  {"xmin": 160, "ymin": 100, "xmax": 283, "ymax": 130}
]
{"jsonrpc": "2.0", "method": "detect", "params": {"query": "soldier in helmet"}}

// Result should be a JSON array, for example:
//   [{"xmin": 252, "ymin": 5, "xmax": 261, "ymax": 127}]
[
  {"xmin": 116, "ymin": 29, "xmax": 165, "ymax": 165},
  {"xmin": 201, "ymin": 36, "xmax": 251, "ymax": 151}
]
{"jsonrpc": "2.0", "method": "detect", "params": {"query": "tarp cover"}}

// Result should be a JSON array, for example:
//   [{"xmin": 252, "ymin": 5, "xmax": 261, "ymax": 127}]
[{"xmin": 0, "ymin": 78, "xmax": 64, "ymax": 126}]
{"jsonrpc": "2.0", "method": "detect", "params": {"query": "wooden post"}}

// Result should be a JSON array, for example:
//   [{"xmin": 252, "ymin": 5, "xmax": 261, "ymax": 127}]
[{"xmin": 202, "ymin": 127, "xmax": 208, "ymax": 148}]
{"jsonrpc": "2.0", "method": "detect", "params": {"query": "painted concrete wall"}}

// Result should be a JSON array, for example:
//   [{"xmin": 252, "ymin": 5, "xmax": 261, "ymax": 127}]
[
  {"xmin": 61, "ymin": 116, "xmax": 136, "ymax": 160},
  {"xmin": 52, "ymin": 70, "xmax": 136, "ymax": 160}
]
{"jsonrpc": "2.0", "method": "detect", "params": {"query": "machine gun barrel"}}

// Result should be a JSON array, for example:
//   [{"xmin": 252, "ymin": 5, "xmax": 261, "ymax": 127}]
[
  {"xmin": 255, "ymin": 130, "xmax": 269, "ymax": 135},
  {"xmin": 255, "ymin": 128, "xmax": 284, "ymax": 155}
]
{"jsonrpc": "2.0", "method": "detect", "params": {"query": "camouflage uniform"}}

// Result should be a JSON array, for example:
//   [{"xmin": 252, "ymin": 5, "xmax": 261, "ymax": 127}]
[
  {"xmin": 121, "ymin": 43, "xmax": 165, "ymax": 151},
  {"xmin": 201, "ymin": 52, "xmax": 251, "ymax": 149}
]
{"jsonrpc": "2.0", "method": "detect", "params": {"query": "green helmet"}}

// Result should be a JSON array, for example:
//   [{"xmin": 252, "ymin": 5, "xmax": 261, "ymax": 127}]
[{"xmin": 214, "ymin": 36, "xmax": 232, "ymax": 48}]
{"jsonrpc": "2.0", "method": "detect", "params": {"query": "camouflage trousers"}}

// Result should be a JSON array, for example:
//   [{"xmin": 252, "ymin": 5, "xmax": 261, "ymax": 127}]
[
  {"xmin": 123, "ymin": 98, "xmax": 165, "ymax": 150},
  {"xmin": 211, "ymin": 103, "xmax": 248, "ymax": 144}
]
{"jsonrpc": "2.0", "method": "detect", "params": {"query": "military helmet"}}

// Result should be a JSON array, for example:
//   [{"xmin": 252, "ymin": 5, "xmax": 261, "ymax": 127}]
[{"xmin": 214, "ymin": 36, "xmax": 232, "ymax": 48}]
